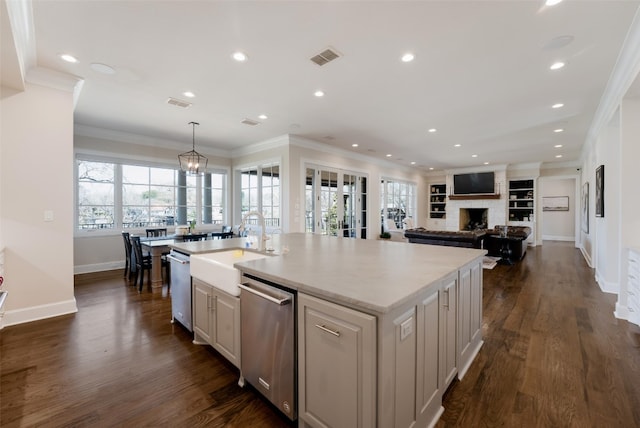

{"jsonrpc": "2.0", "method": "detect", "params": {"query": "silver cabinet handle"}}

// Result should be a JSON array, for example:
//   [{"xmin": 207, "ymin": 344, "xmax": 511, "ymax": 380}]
[
  {"xmin": 315, "ymin": 324, "xmax": 340, "ymax": 337},
  {"xmin": 238, "ymin": 283, "xmax": 291, "ymax": 305},
  {"xmin": 166, "ymin": 254, "xmax": 189, "ymax": 264}
]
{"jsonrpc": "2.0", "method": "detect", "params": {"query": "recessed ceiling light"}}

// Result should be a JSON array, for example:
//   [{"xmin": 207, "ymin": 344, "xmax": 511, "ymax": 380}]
[
  {"xmin": 552, "ymin": 103, "xmax": 564, "ymax": 109},
  {"xmin": 258, "ymin": 114, "xmax": 268, "ymax": 120},
  {"xmin": 484, "ymin": 162, "xmax": 490, "ymax": 165},
  {"xmin": 60, "ymin": 54, "xmax": 78, "ymax": 63},
  {"xmin": 90, "ymin": 62, "xmax": 116, "ymax": 74},
  {"xmin": 401, "ymin": 53, "xmax": 415, "ymax": 63},
  {"xmin": 454, "ymin": 144, "xmax": 461, "ymax": 147},
  {"xmin": 314, "ymin": 90, "xmax": 325, "ymax": 97},
  {"xmin": 352, "ymin": 143, "xmax": 359, "ymax": 148},
  {"xmin": 411, "ymin": 161, "xmax": 416, "ymax": 165},
  {"xmin": 471, "ymin": 154, "xmax": 478, "ymax": 158},
  {"xmin": 428, "ymin": 128, "xmax": 437, "ymax": 133},
  {"xmin": 550, "ymin": 61, "xmax": 565, "ymax": 70},
  {"xmin": 546, "ymin": 0, "xmax": 563, "ymax": 6},
  {"xmin": 386, "ymin": 154, "xmax": 392, "ymax": 157},
  {"xmin": 554, "ymin": 128, "xmax": 564, "ymax": 133},
  {"xmin": 429, "ymin": 167, "xmax": 434, "ymax": 171},
  {"xmin": 232, "ymin": 51, "xmax": 248, "ymax": 62},
  {"xmin": 554, "ymin": 144, "xmax": 563, "ymax": 148},
  {"xmin": 183, "ymin": 91, "xmax": 195, "ymax": 98},
  {"xmin": 555, "ymin": 154, "xmax": 563, "ymax": 158}
]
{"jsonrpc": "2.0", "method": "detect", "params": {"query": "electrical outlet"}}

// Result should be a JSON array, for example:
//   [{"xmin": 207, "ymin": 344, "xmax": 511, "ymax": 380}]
[{"xmin": 400, "ymin": 317, "xmax": 413, "ymax": 341}]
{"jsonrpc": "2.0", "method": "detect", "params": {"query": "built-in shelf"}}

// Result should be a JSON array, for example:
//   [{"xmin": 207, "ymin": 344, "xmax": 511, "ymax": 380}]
[
  {"xmin": 449, "ymin": 194, "xmax": 501, "ymax": 200},
  {"xmin": 430, "ymin": 184, "xmax": 446, "ymax": 219}
]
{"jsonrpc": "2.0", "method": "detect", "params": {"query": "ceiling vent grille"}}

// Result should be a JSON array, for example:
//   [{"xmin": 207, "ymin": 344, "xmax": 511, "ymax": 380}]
[
  {"xmin": 167, "ymin": 97, "xmax": 192, "ymax": 108},
  {"xmin": 310, "ymin": 48, "xmax": 341, "ymax": 66},
  {"xmin": 241, "ymin": 118, "xmax": 260, "ymax": 126}
]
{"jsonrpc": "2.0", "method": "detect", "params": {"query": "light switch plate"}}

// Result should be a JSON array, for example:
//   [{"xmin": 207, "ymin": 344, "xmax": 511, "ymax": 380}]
[{"xmin": 44, "ymin": 210, "xmax": 54, "ymax": 222}]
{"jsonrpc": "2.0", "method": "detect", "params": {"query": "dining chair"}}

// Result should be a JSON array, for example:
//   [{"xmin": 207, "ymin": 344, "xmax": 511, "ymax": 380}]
[
  {"xmin": 182, "ymin": 233, "xmax": 208, "ymax": 242},
  {"xmin": 131, "ymin": 236, "xmax": 152, "ymax": 291},
  {"xmin": 121, "ymin": 232, "xmax": 133, "ymax": 279},
  {"xmin": 146, "ymin": 228, "xmax": 167, "ymax": 237}
]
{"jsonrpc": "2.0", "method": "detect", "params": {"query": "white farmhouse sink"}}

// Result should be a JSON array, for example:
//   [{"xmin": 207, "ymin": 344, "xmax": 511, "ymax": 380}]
[{"xmin": 190, "ymin": 250, "xmax": 270, "ymax": 296}]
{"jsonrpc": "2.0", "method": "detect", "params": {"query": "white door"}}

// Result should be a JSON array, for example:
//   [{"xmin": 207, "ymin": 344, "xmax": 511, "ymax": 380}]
[{"xmin": 305, "ymin": 167, "xmax": 367, "ymax": 239}]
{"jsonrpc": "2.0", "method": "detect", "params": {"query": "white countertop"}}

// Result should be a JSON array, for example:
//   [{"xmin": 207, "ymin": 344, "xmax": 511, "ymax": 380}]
[{"xmin": 171, "ymin": 233, "xmax": 485, "ymax": 315}]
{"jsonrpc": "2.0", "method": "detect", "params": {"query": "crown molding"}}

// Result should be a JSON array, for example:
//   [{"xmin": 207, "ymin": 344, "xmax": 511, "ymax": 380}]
[
  {"xmin": 74, "ymin": 124, "xmax": 231, "ymax": 157},
  {"xmin": 584, "ymin": 9, "xmax": 640, "ymax": 158}
]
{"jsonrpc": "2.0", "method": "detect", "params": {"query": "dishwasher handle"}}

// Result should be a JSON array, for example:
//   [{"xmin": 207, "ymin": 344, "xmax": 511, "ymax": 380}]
[
  {"xmin": 166, "ymin": 254, "xmax": 189, "ymax": 264},
  {"xmin": 238, "ymin": 282, "xmax": 291, "ymax": 306}
]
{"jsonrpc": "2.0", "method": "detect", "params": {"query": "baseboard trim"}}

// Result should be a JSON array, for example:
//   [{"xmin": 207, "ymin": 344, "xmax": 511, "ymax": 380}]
[
  {"xmin": 595, "ymin": 272, "xmax": 619, "ymax": 295},
  {"xmin": 542, "ymin": 235, "xmax": 575, "ymax": 242},
  {"xmin": 75, "ymin": 261, "xmax": 124, "ymax": 275},
  {"xmin": 580, "ymin": 246, "xmax": 593, "ymax": 268},
  {"xmin": 614, "ymin": 302, "xmax": 629, "ymax": 320},
  {"xmin": 457, "ymin": 339, "xmax": 484, "ymax": 380},
  {"xmin": 1, "ymin": 298, "xmax": 78, "ymax": 329}
]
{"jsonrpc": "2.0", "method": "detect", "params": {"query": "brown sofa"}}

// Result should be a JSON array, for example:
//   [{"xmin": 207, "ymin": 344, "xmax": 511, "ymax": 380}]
[
  {"xmin": 484, "ymin": 225, "xmax": 532, "ymax": 261},
  {"xmin": 404, "ymin": 228, "xmax": 486, "ymax": 249}
]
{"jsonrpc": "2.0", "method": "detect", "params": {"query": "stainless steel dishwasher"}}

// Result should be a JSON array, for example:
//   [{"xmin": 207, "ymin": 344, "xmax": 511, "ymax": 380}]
[
  {"xmin": 239, "ymin": 274, "xmax": 296, "ymax": 420},
  {"xmin": 167, "ymin": 249, "xmax": 192, "ymax": 331}
]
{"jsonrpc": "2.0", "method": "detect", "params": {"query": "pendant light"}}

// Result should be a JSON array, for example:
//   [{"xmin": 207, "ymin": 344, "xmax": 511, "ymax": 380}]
[{"xmin": 178, "ymin": 121, "xmax": 208, "ymax": 175}]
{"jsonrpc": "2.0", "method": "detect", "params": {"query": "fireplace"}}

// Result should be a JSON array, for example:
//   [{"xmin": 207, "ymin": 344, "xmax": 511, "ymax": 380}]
[{"xmin": 459, "ymin": 208, "xmax": 488, "ymax": 230}]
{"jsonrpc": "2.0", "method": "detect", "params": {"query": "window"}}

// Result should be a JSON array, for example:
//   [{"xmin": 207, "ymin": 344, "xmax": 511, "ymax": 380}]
[
  {"xmin": 380, "ymin": 178, "xmax": 416, "ymax": 229},
  {"xmin": 76, "ymin": 158, "xmax": 227, "ymax": 232},
  {"xmin": 77, "ymin": 161, "xmax": 115, "ymax": 229},
  {"xmin": 122, "ymin": 165, "xmax": 179, "ymax": 228},
  {"xmin": 239, "ymin": 163, "xmax": 281, "ymax": 229}
]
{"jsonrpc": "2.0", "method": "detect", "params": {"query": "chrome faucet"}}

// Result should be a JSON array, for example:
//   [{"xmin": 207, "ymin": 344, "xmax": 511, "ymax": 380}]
[{"xmin": 240, "ymin": 211, "xmax": 268, "ymax": 252}]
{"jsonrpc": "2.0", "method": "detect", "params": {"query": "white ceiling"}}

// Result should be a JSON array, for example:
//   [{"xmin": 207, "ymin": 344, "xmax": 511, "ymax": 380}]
[{"xmin": 29, "ymin": 0, "xmax": 640, "ymax": 170}]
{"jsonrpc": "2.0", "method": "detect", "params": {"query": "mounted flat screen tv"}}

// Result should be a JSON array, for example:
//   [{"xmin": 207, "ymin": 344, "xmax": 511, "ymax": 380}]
[{"xmin": 453, "ymin": 172, "xmax": 495, "ymax": 195}]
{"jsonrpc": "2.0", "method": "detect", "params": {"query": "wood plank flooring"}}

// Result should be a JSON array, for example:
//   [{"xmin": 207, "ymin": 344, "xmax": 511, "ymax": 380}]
[{"xmin": 1, "ymin": 241, "xmax": 639, "ymax": 427}]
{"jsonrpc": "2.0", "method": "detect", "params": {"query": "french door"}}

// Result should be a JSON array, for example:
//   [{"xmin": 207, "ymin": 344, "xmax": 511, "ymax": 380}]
[{"xmin": 305, "ymin": 166, "xmax": 367, "ymax": 239}]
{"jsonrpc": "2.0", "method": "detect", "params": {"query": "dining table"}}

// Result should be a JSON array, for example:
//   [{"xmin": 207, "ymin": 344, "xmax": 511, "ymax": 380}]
[{"xmin": 140, "ymin": 237, "xmax": 174, "ymax": 290}]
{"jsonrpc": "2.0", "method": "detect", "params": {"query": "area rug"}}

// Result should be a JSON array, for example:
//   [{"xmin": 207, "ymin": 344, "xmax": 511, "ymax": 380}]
[{"xmin": 483, "ymin": 256, "xmax": 500, "ymax": 270}]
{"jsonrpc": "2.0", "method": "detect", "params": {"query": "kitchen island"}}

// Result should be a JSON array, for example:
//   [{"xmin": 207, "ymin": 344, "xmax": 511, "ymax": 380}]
[{"xmin": 171, "ymin": 233, "xmax": 485, "ymax": 427}]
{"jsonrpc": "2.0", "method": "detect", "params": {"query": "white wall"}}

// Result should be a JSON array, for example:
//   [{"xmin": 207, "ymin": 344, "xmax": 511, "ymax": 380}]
[
  {"xmin": 618, "ymin": 97, "xmax": 640, "ymax": 317},
  {"xmin": 540, "ymin": 178, "xmax": 576, "ymax": 241},
  {"xmin": 1, "ymin": 81, "xmax": 78, "ymax": 327}
]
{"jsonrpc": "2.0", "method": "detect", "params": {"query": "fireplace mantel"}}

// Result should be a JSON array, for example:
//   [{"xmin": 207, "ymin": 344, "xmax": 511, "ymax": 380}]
[{"xmin": 449, "ymin": 194, "xmax": 501, "ymax": 200}]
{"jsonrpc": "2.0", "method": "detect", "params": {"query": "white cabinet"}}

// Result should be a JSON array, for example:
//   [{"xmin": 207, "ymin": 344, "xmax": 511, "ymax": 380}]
[
  {"xmin": 192, "ymin": 278, "xmax": 242, "ymax": 368},
  {"xmin": 193, "ymin": 278, "xmax": 212, "ymax": 343},
  {"xmin": 628, "ymin": 248, "xmax": 640, "ymax": 327},
  {"xmin": 457, "ymin": 259, "xmax": 483, "ymax": 379},
  {"xmin": 298, "ymin": 293, "xmax": 376, "ymax": 428},
  {"xmin": 441, "ymin": 275, "xmax": 458, "ymax": 387}
]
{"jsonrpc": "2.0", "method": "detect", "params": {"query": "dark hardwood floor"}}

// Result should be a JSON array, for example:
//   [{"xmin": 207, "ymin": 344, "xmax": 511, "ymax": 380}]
[{"xmin": 1, "ymin": 241, "xmax": 639, "ymax": 427}]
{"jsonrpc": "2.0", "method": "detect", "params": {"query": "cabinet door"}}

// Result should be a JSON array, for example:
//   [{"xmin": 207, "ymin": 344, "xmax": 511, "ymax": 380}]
[
  {"xmin": 298, "ymin": 293, "xmax": 376, "ymax": 428},
  {"xmin": 212, "ymin": 290, "xmax": 241, "ymax": 368},
  {"xmin": 416, "ymin": 285, "xmax": 442, "ymax": 423},
  {"xmin": 442, "ymin": 276, "xmax": 458, "ymax": 387},
  {"xmin": 192, "ymin": 278, "xmax": 212, "ymax": 344},
  {"xmin": 458, "ymin": 260, "xmax": 483, "ymax": 379}
]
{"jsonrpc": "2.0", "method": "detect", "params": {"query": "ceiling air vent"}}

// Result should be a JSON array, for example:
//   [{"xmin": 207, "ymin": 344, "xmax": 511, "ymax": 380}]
[
  {"xmin": 310, "ymin": 48, "xmax": 341, "ymax": 66},
  {"xmin": 166, "ymin": 97, "xmax": 192, "ymax": 108},
  {"xmin": 241, "ymin": 118, "xmax": 260, "ymax": 126}
]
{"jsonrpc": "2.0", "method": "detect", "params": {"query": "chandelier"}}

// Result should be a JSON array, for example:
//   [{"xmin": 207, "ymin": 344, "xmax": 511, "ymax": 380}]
[{"xmin": 178, "ymin": 121, "xmax": 208, "ymax": 175}]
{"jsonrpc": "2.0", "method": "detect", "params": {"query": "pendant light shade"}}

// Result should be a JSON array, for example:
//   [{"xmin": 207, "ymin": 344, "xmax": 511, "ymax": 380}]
[{"xmin": 178, "ymin": 121, "xmax": 208, "ymax": 175}]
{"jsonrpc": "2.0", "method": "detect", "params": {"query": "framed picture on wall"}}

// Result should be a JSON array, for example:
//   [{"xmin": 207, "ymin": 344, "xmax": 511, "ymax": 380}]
[
  {"xmin": 581, "ymin": 182, "xmax": 589, "ymax": 233},
  {"xmin": 595, "ymin": 165, "xmax": 604, "ymax": 217},
  {"xmin": 542, "ymin": 196, "xmax": 569, "ymax": 211}
]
